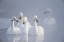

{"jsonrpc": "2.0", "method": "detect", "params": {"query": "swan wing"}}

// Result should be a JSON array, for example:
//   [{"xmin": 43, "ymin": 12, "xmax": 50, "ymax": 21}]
[
  {"xmin": 27, "ymin": 21, "xmax": 32, "ymax": 28},
  {"xmin": 38, "ymin": 26, "xmax": 44, "ymax": 30},
  {"xmin": 38, "ymin": 26, "xmax": 44, "ymax": 34},
  {"xmin": 7, "ymin": 27, "xmax": 12, "ymax": 34},
  {"xmin": 7, "ymin": 27, "xmax": 21, "ymax": 34},
  {"xmin": 43, "ymin": 18, "xmax": 48, "ymax": 25},
  {"xmin": 43, "ymin": 18, "xmax": 56, "ymax": 25},
  {"xmin": 14, "ymin": 27, "xmax": 21, "ymax": 34},
  {"xmin": 51, "ymin": 18, "xmax": 56, "ymax": 24}
]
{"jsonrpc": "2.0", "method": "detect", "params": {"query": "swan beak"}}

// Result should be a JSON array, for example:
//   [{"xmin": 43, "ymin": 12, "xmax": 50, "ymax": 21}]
[
  {"xmin": 19, "ymin": 16, "xmax": 22, "ymax": 19},
  {"xmin": 36, "ymin": 20, "xmax": 38, "ymax": 22},
  {"xmin": 19, "ymin": 17, "xmax": 21, "ymax": 19},
  {"xmin": 35, "ymin": 18, "xmax": 38, "ymax": 22},
  {"xmin": 16, "ymin": 20, "xmax": 18, "ymax": 22},
  {"xmin": 23, "ymin": 22, "xmax": 25, "ymax": 24},
  {"xmin": 44, "ymin": 12, "xmax": 46, "ymax": 14},
  {"xmin": 23, "ymin": 20, "xmax": 26, "ymax": 24}
]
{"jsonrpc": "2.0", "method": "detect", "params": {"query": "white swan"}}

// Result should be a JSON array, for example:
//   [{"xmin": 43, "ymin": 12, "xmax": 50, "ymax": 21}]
[
  {"xmin": 43, "ymin": 8, "xmax": 56, "ymax": 25},
  {"xmin": 23, "ymin": 17, "xmax": 31, "ymax": 34},
  {"xmin": 28, "ymin": 15, "xmax": 44, "ymax": 35},
  {"xmin": 6, "ymin": 16, "xmax": 21, "ymax": 34}
]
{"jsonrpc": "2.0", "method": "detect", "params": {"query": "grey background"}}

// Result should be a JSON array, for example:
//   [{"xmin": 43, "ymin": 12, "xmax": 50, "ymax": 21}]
[{"xmin": 0, "ymin": 0, "xmax": 64, "ymax": 42}]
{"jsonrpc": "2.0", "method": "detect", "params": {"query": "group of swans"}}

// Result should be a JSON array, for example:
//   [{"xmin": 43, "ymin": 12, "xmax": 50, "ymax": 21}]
[
  {"xmin": 6, "ymin": 14, "xmax": 44, "ymax": 35},
  {"xmin": 6, "ymin": 8, "xmax": 56, "ymax": 35}
]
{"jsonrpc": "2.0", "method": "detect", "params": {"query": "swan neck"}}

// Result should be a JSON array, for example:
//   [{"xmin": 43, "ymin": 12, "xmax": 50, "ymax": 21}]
[
  {"xmin": 11, "ymin": 20, "xmax": 15, "ymax": 30},
  {"xmin": 34, "ymin": 21, "xmax": 38, "ymax": 29},
  {"xmin": 20, "ymin": 18, "xmax": 23, "ymax": 26},
  {"xmin": 25, "ymin": 21, "xmax": 28, "ymax": 33},
  {"xmin": 34, "ymin": 21, "xmax": 38, "ymax": 34}
]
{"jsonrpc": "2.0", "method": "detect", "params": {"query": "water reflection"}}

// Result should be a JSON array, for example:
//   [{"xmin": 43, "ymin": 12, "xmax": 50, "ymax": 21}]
[
  {"xmin": 7, "ymin": 35, "xmax": 21, "ymax": 42},
  {"xmin": 7, "ymin": 34, "xmax": 44, "ymax": 42},
  {"xmin": 21, "ymin": 34, "xmax": 28, "ymax": 42},
  {"xmin": 44, "ymin": 25, "xmax": 56, "ymax": 31},
  {"xmin": 43, "ymin": 25, "xmax": 57, "ymax": 42},
  {"xmin": 28, "ymin": 35, "xmax": 44, "ymax": 42}
]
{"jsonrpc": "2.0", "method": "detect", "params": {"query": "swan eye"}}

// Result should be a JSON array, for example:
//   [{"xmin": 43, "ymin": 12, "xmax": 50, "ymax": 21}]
[{"xmin": 14, "ymin": 18, "xmax": 15, "ymax": 19}]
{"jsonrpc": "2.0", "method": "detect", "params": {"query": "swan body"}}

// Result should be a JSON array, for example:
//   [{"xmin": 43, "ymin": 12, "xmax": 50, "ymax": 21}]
[
  {"xmin": 28, "ymin": 15, "xmax": 44, "ymax": 35},
  {"xmin": 7, "ymin": 16, "xmax": 21, "ymax": 34},
  {"xmin": 29, "ymin": 26, "xmax": 44, "ymax": 35},
  {"xmin": 27, "ymin": 22, "xmax": 32, "ymax": 27},
  {"xmin": 37, "ymin": 26, "xmax": 44, "ymax": 35},
  {"xmin": 7, "ymin": 27, "xmax": 21, "ymax": 34},
  {"xmin": 43, "ymin": 8, "xmax": 56, "ymax": 25},
  {"xmin": 43, "ymin": 18, "xmax": 56, "ymax": 25}
]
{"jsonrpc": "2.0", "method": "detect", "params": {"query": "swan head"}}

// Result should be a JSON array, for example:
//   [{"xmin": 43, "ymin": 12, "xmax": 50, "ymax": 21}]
[
  {"xmin": 44, "ymin": 8, "xmax": 51, "ymax": 14},
  {"xmin": 12, "ymin": 16, "xmax": 18, "ymax": 22},
  {"xmin": 19, "ymin": 12, "xmax": 23, "ymax": 19},
  {"xmin": 34, "ymin": 15, "xmax": 38, "ymax": 22},
  {"xmin": 23, "ymin": 17, "xmax": 27, "ymax": 24}
]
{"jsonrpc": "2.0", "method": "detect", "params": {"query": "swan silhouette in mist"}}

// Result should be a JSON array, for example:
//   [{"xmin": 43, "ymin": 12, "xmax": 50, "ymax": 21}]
[
  {"xmin": 6, "ymin": 16, "xmax": 21, "ymax": 34},
  {"xmin": 43, "ymin": 8, "xmax": 56, "ymax": 25},
  {"xmin": 28, "ymin": 15, "xmax": 44, "ymax": 35}
]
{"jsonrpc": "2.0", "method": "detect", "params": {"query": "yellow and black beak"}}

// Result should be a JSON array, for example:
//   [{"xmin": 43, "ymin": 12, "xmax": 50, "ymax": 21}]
[
  {"xmin": 19, "ymin": 17, "xmax": 21, "ymax": 19},
  {"xmin": 44, "ymin": 12, "xmax": 46, "ymax": 14},
  {"xmin": 36, "ymin": 19, "xmax": 38, "ymax": 22},
  {"xmin": 23, "ymin": 19, "xmax": 26, "ymax": 24},
  {"xmin": 19, "ymin": 15, "xmax": 22, "ymax": 19},
  {"xmin": 16, "ymin": 20, "xmax": 18, "ymax": 22},
  {"xmin": 35, "ymin": 18, "xmax": 38, "ymax": 22},
  {"xmin": 44, "ymin": 10, "xmax": 50, "ymax": 14}
]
